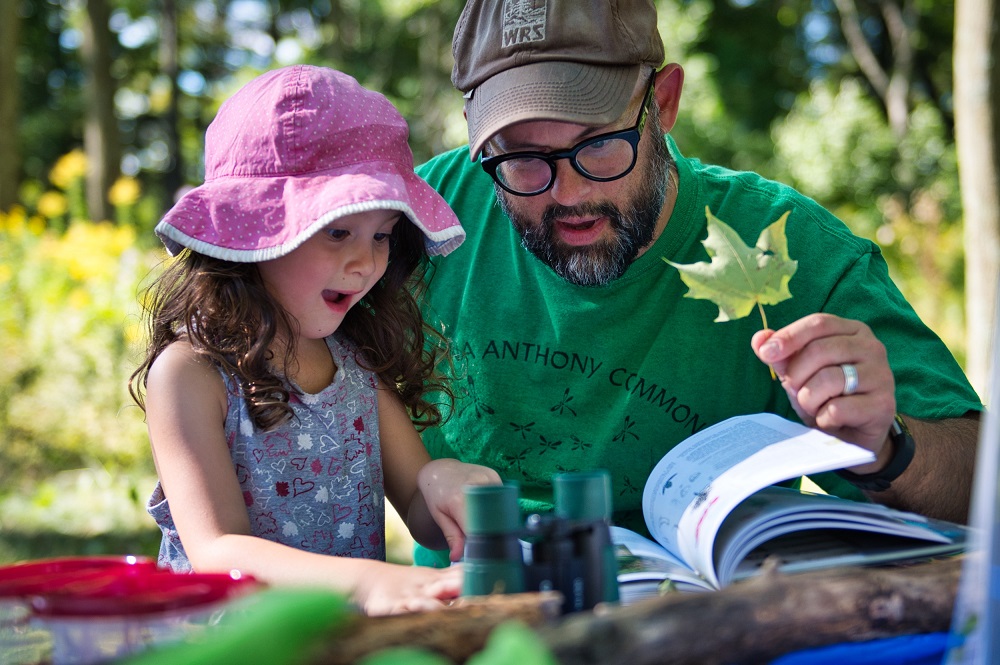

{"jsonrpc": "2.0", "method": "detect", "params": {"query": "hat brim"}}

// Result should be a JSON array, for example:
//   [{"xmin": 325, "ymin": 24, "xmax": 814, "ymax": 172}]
[
  {"xmin": 156, "ymin": 163, "xmax": 465, "ymax": 261},
  {"xmin": 465, "ymin": 62, "xmax": 640, "ymax": 160}
]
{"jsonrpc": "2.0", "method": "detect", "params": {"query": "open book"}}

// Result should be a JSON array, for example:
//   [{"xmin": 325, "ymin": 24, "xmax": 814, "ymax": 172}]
[{"xmin": 615, "ymin": 413, "xmax": 968, "ymax": 602}]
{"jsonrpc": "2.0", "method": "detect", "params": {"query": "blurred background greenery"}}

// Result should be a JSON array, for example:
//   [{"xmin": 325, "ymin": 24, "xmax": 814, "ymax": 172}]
[{"xmin": 0, "ymin": 0, "xmax": 980, "ymax": 565}]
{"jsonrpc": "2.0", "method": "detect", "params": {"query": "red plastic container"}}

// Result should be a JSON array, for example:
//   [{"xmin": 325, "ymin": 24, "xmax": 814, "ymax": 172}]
[
  {"xmin": 0, "ymin": 556, "xmax": 259, "ymax": 664},
  {"xmin": 0, "ymin": 555, "xmax": 157, "ymax": 664},
  {"xmin": 0, "ymin": 555, "xmax": 158, "ymax": 597}
]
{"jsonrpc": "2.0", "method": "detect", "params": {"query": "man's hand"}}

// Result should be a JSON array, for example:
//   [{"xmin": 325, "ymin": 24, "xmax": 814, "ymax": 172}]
[
  {"xmin": 752, "ymin": 312, "xmax": 979, "ymax": 523},
  {"xmin": 751, "ymin": 313, "xmax": 896, "ymax": 469}
]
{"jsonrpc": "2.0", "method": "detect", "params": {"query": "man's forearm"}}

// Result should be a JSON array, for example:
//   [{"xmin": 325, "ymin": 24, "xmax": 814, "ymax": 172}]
[{"xmin": 870, "ymin": 412, "xmax": 980, "ymax": 523}]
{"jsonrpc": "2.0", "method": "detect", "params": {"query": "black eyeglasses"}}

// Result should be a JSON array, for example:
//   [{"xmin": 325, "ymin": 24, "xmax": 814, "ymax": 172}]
[{"xmin": 480, "ymin": 75, "xmax": 656, "ymax": 197}]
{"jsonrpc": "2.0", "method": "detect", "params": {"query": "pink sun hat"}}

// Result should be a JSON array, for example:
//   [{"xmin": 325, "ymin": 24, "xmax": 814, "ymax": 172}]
[{"xmin": 155, "ymin": 65, "xmax": 465, "ymax": 261}]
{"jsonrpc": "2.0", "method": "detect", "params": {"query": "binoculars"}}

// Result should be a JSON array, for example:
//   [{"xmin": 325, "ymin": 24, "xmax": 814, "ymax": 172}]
[{"xmin": 461, "ymin": 470, "xmax": 619, "ymax": 614}]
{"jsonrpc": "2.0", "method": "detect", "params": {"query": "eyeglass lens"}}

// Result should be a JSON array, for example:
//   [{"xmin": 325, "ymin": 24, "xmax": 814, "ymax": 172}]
[{"xmin": 493, "ymin": 138, "xmax": 638, "ymax": 194}]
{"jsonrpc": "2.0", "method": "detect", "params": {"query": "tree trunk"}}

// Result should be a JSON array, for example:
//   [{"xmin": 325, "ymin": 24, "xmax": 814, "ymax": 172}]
[
  {"xmin": 324, "ymin": 0, "xmax": 350, "ymax": 66},
  {"xmin": 80, "ymin": 0, "xmax": 120, "ymax": 223},
  {"xmin": 159, "ymin": 0, "xmax": 183, "ymax": 214},
  {"xmin": 832, "ymin": 0, "xmax": 914, "ymax": 141},
  {"xmin": 0, "ymin": 0, "xmax": 22, "ymax": 212},
  {"xmin": 308, "ymin": 558, "xmax": 962, "ymax": 665},
  {"xmin": 955, "ymin": 0, "xmax": 1000, "ymax": 398}
]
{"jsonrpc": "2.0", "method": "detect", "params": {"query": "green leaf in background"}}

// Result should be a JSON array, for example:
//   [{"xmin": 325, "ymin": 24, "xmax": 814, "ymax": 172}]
[
  {"xmin": 466, "ymin": 621, "xmax": 559, "ymax": 665},
  {"xmin": 124, "ymin": 588, "xmax": 355, "ymax": 665},
  {"xmin": 666, "ymin": 207, "xmax": 797, "ymax": 324},
  {"xmin": 358, "ymin": 646, "xmax": 453, "ymax": 665}
]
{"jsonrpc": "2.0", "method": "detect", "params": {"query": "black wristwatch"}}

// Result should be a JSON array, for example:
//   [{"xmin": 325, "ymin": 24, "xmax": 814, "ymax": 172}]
[{"xmin": 835, "ymin": 414, "xmax": 916, "ymax": 492}]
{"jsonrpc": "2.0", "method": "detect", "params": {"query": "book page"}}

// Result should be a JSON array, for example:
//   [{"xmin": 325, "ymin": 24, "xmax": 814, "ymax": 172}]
[
  {"xmin": 709, "ymin": 486, "xmax": 965, "ymax": 585},
  {"xmin": 610, "ymin": 526, "xmax": 713, "ymax": 593},
  {"xmin": 641, "ymin": 413, "xmax": 875, "ymax": 587}
]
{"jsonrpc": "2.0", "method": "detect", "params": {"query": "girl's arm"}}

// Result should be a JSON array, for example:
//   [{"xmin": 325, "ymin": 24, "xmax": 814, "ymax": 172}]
[
  {"xmin": 144, "ymin": 342, "xmax": 462, "ymax": 615},
  {"xmin": 377, "ymin": 385, "xmax": 501, "ymax": 561}
]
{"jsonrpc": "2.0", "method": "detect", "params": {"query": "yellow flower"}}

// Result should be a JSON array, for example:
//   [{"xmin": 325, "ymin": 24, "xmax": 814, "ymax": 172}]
[
  {"xmin": 109, "ymin": 177, "xmax": 141, "ymax": 207},
  {"xmin": 27, "ymin": 215, "xmax": 46, "ymax": 236},
  {"xmin": 37, "ymin": 221, "xmax": 136, "ymax": 283},
  {"xmin": 50, "ymin": 149, "xmax": 88, "ymax": 191},
  {"xmin": 37, "ymin": 191, "xmax": 69, "ymax": 219},
  {"xmin": 67, "ymin": 287, "xmax": 90, "ymax": 309},
  {"xmin": 0, "ymin": 205, "xmax": 23, "ymax": 234}
]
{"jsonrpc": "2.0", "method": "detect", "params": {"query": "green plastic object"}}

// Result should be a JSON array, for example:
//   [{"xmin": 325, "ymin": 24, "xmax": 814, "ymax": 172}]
[
  {"xmin": 553, "ymin": 470, "xmax": 620, "ymax": 605},
  {"xmin": 462, "ymin": 483, "xmax": 526, "ymax": 596},
  {"xmin": 464, "ymin": 483, "xmax": 521, "ymax": 535},
  {"xmin": 553, "ymin": 471, "xmax": 612, "ymax": 521}
]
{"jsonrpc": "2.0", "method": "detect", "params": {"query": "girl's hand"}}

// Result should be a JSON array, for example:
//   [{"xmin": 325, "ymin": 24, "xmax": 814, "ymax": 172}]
[
  {"xmin": 353, "ymin": 561, "xmax": 464, "ymax": 615},
  {"xmin": 417, "ymin": 459, "xmax": 502, "ymax": 562}
]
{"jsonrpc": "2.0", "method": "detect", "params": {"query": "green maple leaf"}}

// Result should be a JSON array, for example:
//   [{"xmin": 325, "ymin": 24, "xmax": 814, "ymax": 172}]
[{"xmin": 665, "ymin": 207, "xmax": 797, "ymax": 325}]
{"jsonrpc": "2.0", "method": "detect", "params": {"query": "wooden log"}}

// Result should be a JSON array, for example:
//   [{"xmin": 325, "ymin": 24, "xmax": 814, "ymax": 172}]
[
  {"xmin": 542, "ymin": 557, "xmax": 963, "ymax": 665},
  {"xmin": 305, "ymin": 558, "xmax": 963, "ymax": 664}
]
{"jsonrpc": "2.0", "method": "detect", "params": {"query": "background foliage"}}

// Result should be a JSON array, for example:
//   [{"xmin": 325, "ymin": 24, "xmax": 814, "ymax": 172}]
[{"xmin": 0, "ymin": 0, "xmax": 973, "ymax": 563}]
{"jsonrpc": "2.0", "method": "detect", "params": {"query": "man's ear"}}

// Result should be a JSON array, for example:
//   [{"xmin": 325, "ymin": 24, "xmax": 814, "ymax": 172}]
[{"xmin": 654, "ymin": 64, "xmax": 684, "ymax": 133}]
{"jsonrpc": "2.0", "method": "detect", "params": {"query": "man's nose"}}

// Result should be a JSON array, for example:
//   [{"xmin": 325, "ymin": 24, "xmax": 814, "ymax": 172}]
[{"xmin": 547, "ymin": 159, "xmax": 593, "ymax": 207}]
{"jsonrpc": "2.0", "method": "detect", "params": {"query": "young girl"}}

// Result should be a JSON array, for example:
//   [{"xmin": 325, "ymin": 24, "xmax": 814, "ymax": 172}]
[{"xmin": 128, "ymin": 65, "xmax": 499, "ymax": 616}]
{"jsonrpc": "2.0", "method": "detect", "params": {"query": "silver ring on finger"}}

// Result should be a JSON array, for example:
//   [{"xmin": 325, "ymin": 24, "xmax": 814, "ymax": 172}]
[{"xmin": 840, "ymin": 363, "xmax": 859, "ymax": 396}]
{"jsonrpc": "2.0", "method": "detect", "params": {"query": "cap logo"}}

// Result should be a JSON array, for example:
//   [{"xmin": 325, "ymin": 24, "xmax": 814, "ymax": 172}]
[{"xmin": 501, "ymin": 0, "xmax": 546, "ymax": 48}]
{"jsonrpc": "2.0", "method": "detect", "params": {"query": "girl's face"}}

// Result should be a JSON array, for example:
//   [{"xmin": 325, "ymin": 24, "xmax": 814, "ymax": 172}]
[{"xmin": 257, "ymin": 208, "xmax": 400, "ymax": 342}]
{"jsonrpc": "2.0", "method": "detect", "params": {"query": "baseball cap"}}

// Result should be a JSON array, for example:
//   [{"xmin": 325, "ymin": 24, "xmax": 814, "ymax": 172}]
[
  {"xmin": 452, "ymin": 0, "xmax": 665, "ymax": 160},
  {"xmin": 156, "ymin": 65, "xmax": 465, "ymax": 262}
]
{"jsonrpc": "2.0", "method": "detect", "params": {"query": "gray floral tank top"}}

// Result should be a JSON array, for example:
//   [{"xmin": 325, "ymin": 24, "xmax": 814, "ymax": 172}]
[{"xmin": 147, "ymin": 334, "xmax": 386, "ymax": 571}]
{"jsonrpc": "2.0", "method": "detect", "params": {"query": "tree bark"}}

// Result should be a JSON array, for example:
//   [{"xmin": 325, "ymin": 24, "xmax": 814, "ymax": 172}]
[
  {"xmin": 159, "ymin": 0, "xmax": 183, "ymax": 213},
  {"xmin": 832, "ymin": 0, "xmax": 917, "ymax": 139},
  {"xmin": 0, "ymin": 0, "xmax": 22, "ymax": 212},
  {"xmin": 956, "ymin": 0, "xmax": 1000, "ymax": 398},
  {"xmin": 544, "ymin": 558, "xmax": 961, "ymax": 665},
  {"xmin": 80, "ymin": 0, "xmax": 120, "ymax": 223},
  {"xmin": 307, "ymin": 558, "xmax": 962, "ymax": 664}
]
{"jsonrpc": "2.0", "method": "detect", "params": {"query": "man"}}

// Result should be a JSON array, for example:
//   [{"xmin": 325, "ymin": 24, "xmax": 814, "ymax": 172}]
[{"xmin": 415, "ymin": 0, "xmax": 981, "ymax": 561}]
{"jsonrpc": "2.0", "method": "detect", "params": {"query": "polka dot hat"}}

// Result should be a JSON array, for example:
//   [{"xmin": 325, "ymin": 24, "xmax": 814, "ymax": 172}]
[{"xmin": 155, "ymin": 65, "xmax": 465, "ymax": 261}]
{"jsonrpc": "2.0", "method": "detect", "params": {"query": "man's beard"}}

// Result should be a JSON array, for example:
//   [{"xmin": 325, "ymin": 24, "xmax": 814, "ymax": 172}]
[{"xmin": 496, "ymin": 130, "xmax": 675, "ymax": 287}]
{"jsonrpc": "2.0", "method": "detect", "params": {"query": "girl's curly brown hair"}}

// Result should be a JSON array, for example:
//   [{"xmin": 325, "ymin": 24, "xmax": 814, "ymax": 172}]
[{"xmin": 128, "ymin": 218, "xmax": 454, "ymax": 432}]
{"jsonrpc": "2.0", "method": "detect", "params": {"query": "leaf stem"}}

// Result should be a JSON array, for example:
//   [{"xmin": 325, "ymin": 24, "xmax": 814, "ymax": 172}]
[{"xmin": 757, "ymin": 302, "xmax": 777, "ymax": 380}]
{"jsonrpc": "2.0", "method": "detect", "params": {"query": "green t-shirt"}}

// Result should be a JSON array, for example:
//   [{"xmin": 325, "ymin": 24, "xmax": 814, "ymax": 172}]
[{"xmin": 413, "ymin": 136, "xmax": 981, "ymax": 564}]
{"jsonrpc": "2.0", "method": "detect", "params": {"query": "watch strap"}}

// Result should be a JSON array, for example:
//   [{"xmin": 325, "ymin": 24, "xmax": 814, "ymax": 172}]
[{"xmin": 835, "ymin": 415, "xmax": 915, "ymax": 492}]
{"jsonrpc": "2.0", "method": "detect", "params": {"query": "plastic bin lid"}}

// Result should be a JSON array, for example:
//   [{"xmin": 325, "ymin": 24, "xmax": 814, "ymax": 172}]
[
  {"xmin": 29, "ymin": 569, "xmax": 259, "ymax": 617},
  {"xmin": 0, "ymin": 555, "xmax": 157, "ymax": 597}
]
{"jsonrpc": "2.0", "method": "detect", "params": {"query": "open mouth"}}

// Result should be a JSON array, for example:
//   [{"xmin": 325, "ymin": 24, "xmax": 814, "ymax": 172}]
[
  {"xmin": 558, "ymin": 219, "xmax": 598, "ymax": 231},
  {"xmin": 322, "ymin": 290, "xmax": 352, "ymax": 307},
  {"xmin": 556, "ymin": 217, "xmax": 600, "ymax": 231},
  {"xmin": 553, "ymin": 217, "xmax": 606, "ymax": 246}
]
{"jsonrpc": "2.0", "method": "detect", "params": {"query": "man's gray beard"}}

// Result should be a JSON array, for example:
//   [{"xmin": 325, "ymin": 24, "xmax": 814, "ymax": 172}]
[{"xmin": 496, "ymin": 134, "xmax": 675, "ymax": 287}]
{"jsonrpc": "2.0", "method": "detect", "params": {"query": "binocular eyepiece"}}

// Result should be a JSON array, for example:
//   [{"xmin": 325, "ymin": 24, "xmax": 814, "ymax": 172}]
[{"xmin": 461, "ymin": 471, "xmax": 619, "ymax": 614}]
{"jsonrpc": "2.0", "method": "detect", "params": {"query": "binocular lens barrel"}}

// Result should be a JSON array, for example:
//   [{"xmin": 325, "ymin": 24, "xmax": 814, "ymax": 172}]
[
  {"xmin": 462, "ymin": 484, "xmax": 525, "ymax": 595},
  {"xmin": 461, "ymin": 471, "xmax": 620, "ymax": 611}
]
